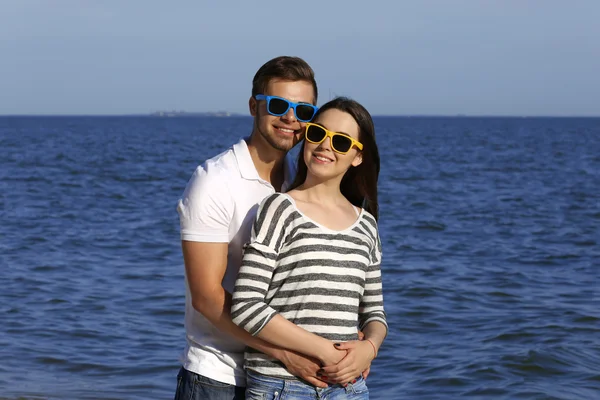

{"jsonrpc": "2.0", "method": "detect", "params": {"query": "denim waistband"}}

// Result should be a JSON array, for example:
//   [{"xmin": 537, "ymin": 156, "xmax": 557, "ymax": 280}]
[{"xmin": 246, "ymin": 369, "xmax": 368, "ymax": 399}]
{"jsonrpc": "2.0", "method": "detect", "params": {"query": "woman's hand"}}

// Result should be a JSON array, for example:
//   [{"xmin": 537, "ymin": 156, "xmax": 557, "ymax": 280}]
[{"xmin": 319, "ymin": 340, "xmax": 375, "ymax": 384}]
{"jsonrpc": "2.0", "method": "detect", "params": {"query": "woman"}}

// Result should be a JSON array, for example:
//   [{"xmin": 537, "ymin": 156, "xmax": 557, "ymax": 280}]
[{"xmin": 232, "ymin": 97, "xmax": 387, "ymax": 399}]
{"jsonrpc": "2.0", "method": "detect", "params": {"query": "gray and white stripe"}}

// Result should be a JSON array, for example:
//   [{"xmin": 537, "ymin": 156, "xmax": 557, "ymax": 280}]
[{"xmin": 232, "ymin": 193, "xmax": 387, "ymax": 379}]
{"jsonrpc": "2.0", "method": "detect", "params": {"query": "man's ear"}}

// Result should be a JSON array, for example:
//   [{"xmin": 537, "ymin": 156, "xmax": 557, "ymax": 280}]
[
  {"xmin": 249, "ymin": 96, "xmax": 257, "ymax": 117},
  {"xmin": 351, "ymin": 152, "xmax": 363, "ymax": 167}
]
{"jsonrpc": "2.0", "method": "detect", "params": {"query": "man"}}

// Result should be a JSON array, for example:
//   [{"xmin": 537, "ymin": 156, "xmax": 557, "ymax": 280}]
[{"xmin": 174, "ymin": 56, "xmax": 324, "ymax": 399}]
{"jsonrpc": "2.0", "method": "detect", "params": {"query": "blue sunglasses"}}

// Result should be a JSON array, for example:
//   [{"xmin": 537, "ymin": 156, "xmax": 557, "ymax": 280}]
[{"xmin": 255, "ymin": 95, "xmax": 318, "ymax": 122}]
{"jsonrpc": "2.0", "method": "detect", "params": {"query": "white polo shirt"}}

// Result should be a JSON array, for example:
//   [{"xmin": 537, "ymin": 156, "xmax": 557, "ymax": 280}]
[{"xmin": 176, "ymin": 138, "xmax": 296, "ymax": 386}]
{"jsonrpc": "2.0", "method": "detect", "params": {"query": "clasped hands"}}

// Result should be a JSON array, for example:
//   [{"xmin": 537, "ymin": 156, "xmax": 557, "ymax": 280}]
[{"xmin": 281, "ymin": 333, "xmax": 375, "ymax": 388}]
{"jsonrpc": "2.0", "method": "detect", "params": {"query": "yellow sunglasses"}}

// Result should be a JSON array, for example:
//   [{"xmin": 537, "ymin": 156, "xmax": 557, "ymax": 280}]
[{"xmin": 304, "ymin": 123, "xmax": 363, "ymax": 154}]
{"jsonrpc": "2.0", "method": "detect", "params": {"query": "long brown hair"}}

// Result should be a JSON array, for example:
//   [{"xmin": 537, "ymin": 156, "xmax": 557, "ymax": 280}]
[{"xmin": 288, "ymin": 97, "xmax": 380, "ymax": 220}]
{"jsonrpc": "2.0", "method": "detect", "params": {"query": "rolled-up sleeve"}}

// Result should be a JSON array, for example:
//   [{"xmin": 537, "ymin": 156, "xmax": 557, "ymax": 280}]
[
  {"xmin": 231, "ymin": 194, "xmax": 290, "ymax": 336},
  {"xmin": 359, "ymin": 232, "xmax": 388, "ymax": 333},
  {"xmin": 231, "ymin": 242, "xmax": 279, "ymax": 335}
]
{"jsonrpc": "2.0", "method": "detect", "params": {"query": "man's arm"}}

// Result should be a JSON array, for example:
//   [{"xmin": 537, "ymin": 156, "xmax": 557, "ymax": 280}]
[{"xmin": 182, "ymin": 240, "xmax": 327, "ymax": 388}]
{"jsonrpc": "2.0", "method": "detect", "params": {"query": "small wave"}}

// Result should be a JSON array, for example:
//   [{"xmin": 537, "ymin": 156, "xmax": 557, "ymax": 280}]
[
  {"xmin": 573, "ymin": 315, "xmax": 600, "ymax": 324},
  {"xmin": 484, "ymin": 331, "xmax": 538, "ymax": 343},
  {"xmin": 487, "ymin": 290, "xmax": 519, "ymax": 298},
  {"xmin": 414, "ymin": 221, "xmax": 447, "ymax": 231},
  {"xmin": 418, "ymin": 376, "xmax": 470, "ymax": 387},
  {"xmin": 35, "ymin": 356, "xmax": 69, "ymax": 366},
  {"xmin": 573, "ymin": 239, "xmax": 597, "ymax": 247}
]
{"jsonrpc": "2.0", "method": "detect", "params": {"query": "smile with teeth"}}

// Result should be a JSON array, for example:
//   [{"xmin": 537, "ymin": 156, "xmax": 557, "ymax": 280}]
[
  {"xmin": 275, "ymin": 126, "xmax": 296, "ymax": 135},
  {"xmin": 314, "ymin": 153, "xmax": 334, "ymax": 163}
]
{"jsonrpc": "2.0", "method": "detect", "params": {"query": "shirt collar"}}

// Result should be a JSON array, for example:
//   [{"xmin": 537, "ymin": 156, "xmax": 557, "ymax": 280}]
[
  {"xmin": 232, "ymin": 137, "xmax": 297, "ymax": 190},
  {"xmin": 232, "ymin": 138, "xmax": 259, "ymax": 181}
]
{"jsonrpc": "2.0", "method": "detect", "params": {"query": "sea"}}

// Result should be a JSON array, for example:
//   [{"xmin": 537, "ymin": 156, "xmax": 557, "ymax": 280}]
[{"xmin": 0, "ymin": 116, "xmax": 598, "ymax": 400}]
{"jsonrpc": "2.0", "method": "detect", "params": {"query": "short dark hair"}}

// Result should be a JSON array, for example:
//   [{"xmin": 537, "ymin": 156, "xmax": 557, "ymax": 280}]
[
  {"xmin": 289, "ymin": 97, "xmax": 380, "ymax": 220},
  {"xmin": 252, "ymin": 56, "xmax": 318, "ymax": 104}
]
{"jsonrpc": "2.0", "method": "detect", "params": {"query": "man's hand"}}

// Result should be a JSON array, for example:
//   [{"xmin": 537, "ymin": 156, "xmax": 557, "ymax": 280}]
[
  {"xmin": 279, "ymin": 349, "xmax": 328, "ymax": 388},
  {"xmin": 320, "ymin": 341, "xmax": 374, "ymax": 384}
]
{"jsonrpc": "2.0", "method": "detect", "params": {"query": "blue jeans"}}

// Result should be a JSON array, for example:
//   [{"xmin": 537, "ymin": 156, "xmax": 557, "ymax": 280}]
[
  {"xmin": 245, "ymin": 370, "xmax": 369, "ymax": 400},
  {"xmin": 173, "ymin": 367, "xmax": 245, "ymax": 400}
]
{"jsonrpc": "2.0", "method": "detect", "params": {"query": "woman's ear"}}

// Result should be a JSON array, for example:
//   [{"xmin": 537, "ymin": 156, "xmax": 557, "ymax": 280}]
[
  {"xmin": 249, "ymin": 97, "xmax": 257, "ymax": 116},
  {"xmin": 351, "ymin": 152, "xmax": 363, "ymax": 167}
]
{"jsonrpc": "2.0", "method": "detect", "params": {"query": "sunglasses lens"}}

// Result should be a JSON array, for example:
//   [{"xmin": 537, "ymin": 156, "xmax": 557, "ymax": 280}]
[
  {"xmin": 295, "ymin": 105, "xmax": 316, "ymax": 122},
  {"xmin": 332, "ymin": 135, "xmax": 353, "ymax": 153},
  {"xmin": 306, "ymin": 125, "xmax": 327, "ymax": 143},
  {"xmin": 267, "ymin": 98, "xmax": 290, "ymax": 115}
]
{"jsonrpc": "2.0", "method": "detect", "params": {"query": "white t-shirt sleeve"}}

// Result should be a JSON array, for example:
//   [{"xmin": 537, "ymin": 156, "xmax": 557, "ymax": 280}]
[{"xmin": 177, "ymin": 165, "xmax": 233, "ymax": 242}]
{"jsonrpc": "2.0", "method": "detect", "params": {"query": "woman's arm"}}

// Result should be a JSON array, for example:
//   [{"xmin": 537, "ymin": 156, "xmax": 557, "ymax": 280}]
[
  {"xmin": 232, "ymin": 241, "xmax": 342, "ymax": 365},
  {"xmin": 253, "ymin": 314, "xmax": 346, "ymax": 366},
  {"xmin": 231, "ymin": 195, "xmax": 345, "ymax": 366},
  {"xmin": 320, "ymin": 230, "xmax": 388, "ymax": 383},
  {"xmin": 361, "ymin": 321, "xmax": 387, "ymax": 358}
]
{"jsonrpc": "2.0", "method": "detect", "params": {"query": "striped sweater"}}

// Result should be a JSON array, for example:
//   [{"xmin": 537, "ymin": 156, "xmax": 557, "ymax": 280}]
[{"xmin": 231, "ymin": 193, "xmax": 387, "ymax": 378}]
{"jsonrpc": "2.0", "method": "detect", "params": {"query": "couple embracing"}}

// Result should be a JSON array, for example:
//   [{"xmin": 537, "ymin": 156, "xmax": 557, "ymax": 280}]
[{"xmin": 174, "ymin": 56, "xmax": 387, "ymax": 400}]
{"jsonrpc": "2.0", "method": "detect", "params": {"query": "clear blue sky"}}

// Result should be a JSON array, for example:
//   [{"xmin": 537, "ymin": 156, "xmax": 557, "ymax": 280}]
[{"xmin": 1, "ymin": 0, "xmax": 599, "ymax": 116}]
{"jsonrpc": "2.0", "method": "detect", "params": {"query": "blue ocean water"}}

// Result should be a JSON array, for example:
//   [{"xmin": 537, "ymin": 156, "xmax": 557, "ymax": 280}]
[{"xmin": 0, "ymin": 116, "xmax": 599, "ymax": 400}]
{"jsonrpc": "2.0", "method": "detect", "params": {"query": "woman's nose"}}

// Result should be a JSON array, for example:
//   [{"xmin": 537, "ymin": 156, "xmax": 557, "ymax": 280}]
[{"xmin": 317, "ymin": 136, "xmax": 333, "ymax": 151}]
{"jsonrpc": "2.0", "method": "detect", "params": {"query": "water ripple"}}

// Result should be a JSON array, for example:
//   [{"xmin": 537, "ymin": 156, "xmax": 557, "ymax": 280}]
[{"xmin": 1, "ymin": 116, "xmax": 599, "ymax": 399}]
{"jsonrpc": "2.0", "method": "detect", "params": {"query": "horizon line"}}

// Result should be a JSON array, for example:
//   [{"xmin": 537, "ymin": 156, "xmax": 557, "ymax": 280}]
[{"xmin": 1, "ymin": 113, "xmax": 600, "ymax": 118}]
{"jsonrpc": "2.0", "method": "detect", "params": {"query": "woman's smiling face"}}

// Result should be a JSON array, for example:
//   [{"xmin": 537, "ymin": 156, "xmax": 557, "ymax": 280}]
[{"xmin": 303, "ymin": 108, "xmax": 363, "ymax": 181}]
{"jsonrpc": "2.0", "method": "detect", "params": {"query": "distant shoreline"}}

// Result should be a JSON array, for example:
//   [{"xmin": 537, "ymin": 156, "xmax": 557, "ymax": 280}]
[
  {"xmin": 1, "ymin": 114, "xmax": 599, "ymax": 118},
  {"xmin": 148, "ymin": 111, "xmax": 243, "ymax": 117}
]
